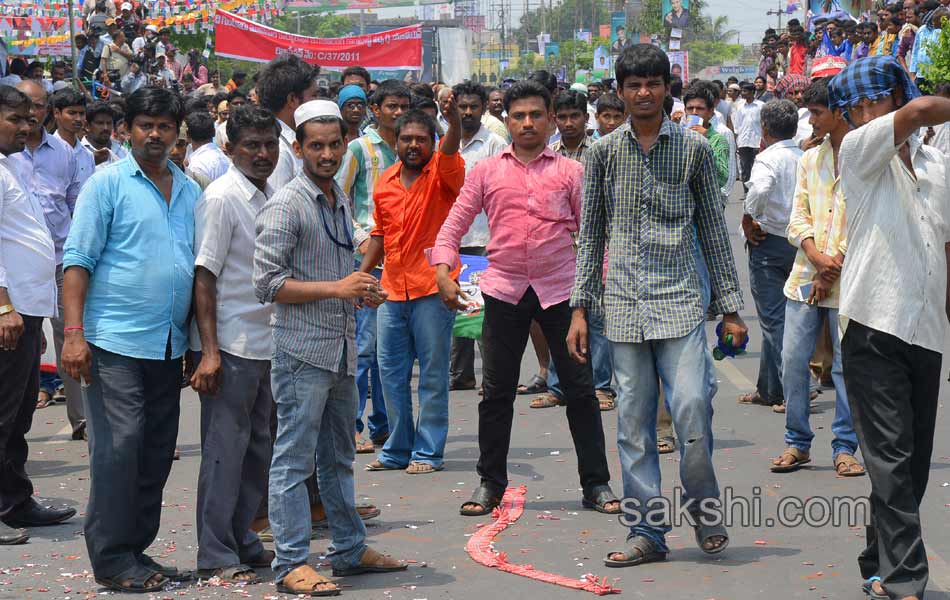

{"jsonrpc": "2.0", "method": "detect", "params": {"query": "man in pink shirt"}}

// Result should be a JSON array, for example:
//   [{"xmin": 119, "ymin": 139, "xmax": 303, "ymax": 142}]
[{"xmin": 429, "ymin": 80, "xmax": 619, "ymax": 518}]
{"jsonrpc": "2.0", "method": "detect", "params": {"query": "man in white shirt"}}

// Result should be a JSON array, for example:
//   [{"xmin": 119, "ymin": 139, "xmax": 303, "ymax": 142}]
[
  {"xmin": 82, "ymin": 101, "xmax": 128, "ymax": 169},
  {"xmin": 51, "ymin": 88, "xmax": 95, "ymax": 189},
  {"xmin": 132, "ymin": 24, "xmax": 160, "ymax": 57},
  {"xmin": 830, "ymin": 57, "xmax": 950, "ymax": 600},
  {"xmin": 739, "ymin": 99, "xmax": 803, "ymax": 410},
  {"xmin": 0, "ymin": 86, "xmax": 76, "ymax": 546},
  {"xmin": 449, "ymin": 81, "xmax": 507, "ymax": 391},
  {"xmin": 731, "ymin": 82, "xmax": 765, "ymax": 187},
  {"xmin": 256, "ymin": 54, "xmax": 319, "ymax": 192},
  {"xmin": 185, "ymin": 112, "xmax": 230, "ymax": 184},
  {"xmin": 10, "ymin": 81, "xmax": 86, "ymax": 440},
  {"xmin": 191, "ymin": 105, "xmax": 280, "ymax": 583},
  {"xmin": 774, "ymin": 74, "xmax": 814, "ymax": 148}
]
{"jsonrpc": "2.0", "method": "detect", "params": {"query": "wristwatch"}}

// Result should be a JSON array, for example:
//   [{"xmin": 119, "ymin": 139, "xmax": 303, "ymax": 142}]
[{"xmin": 0, "ymin": 304, "xmax": 14, "ymax": 316}]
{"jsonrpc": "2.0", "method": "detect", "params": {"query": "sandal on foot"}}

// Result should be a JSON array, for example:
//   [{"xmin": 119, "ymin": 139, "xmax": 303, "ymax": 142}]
[
  {"xmin": 693, "ymin": 520, "xmax": 729, "ymax": 554},
  {"xmin": 582, "ymin": 485, "xmax": 621, "ymax": 514},
  {"xmin": 197, "ymin": 564, "xmax": 261, "ymax": 584},
  {"xmin": 96, "ymin": 565, "xmax": 168, "ymax": 594},
  {"xmin": 596, "ymin": 390, "xmax": 616, "ymax": 411},
  {"xmin": 406, "ymin": 461, "xmax": 443, "ymax": 474},
  {"xmin": 365, "ymin": 459, "xmax": 403, "ymax": 471},
  {"xmin": 277, "ymin": 564, "xmax": 340, "ymax": 597},
  {"xmin": 243, "ymin": 549, "xmax": 275, "ymax": 569},
  {"xmin": 604, "ymin": 536, "xmax": 667, "ymax": 568},
  {"xmin": 36, "ymin": 391, "xmax": 53, "ymax": 409},
  {"xmin": 313, "ymin": 504, "xmax": 382, "ymax": 528},
  {"xmin": 459, "ymin": 485, "xmax": 503, "ymax": 516},
  {"xmin": 862, "ymin": 576, "xmax": 881, "ymax": 596},
  {"xmin": 332, "ymin": 547, "xmax": 408, "ymax": 577},
  {"xmin": 138, "ymin": 555, "xmax": 194, "ymax": 582},
  {"xmin": 834, "ymin": 453, "xmax": 866, "ymax": 477},
  {"xmin": 657, "ymin": 437, "xmax": 676, "ymax": 454},
  {"xmin": 770, "ymin": 447, "xmax": 811, "ymax": 473},
  {"xmin": 529, "ymin": 393, "xmax": 564, "ymax": 409},
  {"xmin": 516, "ymin": 374, "xmax": 547, "ymax": 395},
  {"xmin": 355, "ymin": 435, "xmax": 375, "ymax": 454},
  {"xmin": 738, "ymin": 391, "xmax": 771, "ymax": 406}
]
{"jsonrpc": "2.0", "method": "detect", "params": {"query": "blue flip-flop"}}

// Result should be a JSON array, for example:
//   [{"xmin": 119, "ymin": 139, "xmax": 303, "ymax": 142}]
[{"xmin": 862, "ymin": 576, "xmax": 884, "ymax": 598}]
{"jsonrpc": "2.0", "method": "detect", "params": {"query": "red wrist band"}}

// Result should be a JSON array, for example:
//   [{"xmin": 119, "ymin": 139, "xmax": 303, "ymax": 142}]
[{"xmin": 64, "ymin": 326, "xmax": 84, "ymax": 332}]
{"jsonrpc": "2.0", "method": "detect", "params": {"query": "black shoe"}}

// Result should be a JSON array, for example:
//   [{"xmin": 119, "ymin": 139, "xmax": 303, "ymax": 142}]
[
  {"xmin": 2, "ymin": 498, "xmax": 76, "ymax": 528},
  {"xmin": 449, "ymin": 379, "xmax": 477, "ymax": 391},
  {"xmin": 71, "ymin": 422, "xmax": 87, "ymax": 441},
  {"xmin": 0, "ymin": 523, "xmax": 28, "ymax": 545}
]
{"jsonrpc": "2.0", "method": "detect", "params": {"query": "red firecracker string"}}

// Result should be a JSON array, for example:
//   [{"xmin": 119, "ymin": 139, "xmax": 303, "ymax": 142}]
[{"xmin": 465, "ymin": 485, "xmax": 621, "ymax": 596}]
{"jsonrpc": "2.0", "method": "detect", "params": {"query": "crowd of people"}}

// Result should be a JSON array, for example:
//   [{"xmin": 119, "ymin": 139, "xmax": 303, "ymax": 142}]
[{"xmin": 0, "ymin": 2, "xmax": 949, "ymax": 599}]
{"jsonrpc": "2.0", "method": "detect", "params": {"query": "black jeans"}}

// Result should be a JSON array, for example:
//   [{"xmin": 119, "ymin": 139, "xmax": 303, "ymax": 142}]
[
  {"xmin": 83, "ymin": 344, "xmax": 183, "ymax": 579},
  {"xmin": 0, "ymin": 316, "xmax": 42, "ymax": 517},
  {"xmin": 478, "ymin": 287, "xmax": 611, "ymax": 496},
  {"xmin": 842, "ymin": 321, "xmax": 941, "ymax": 600},
  {"xmin": 738, "ymin": 147, "xmax": 758, "ymax": 184}
]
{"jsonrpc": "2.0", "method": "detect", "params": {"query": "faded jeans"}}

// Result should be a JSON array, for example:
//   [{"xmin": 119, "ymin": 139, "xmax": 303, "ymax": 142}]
[
  {"xmin": 376, "ymin": 294, "xmax": 455, "ymax": 468},
  {"xmin": 748, "ymin": 233, "xmax": 796, "ymax": 402},
  {"xmin": 781, "ymin": 300, "xmax": 857, "ymax": 458},
  {"xmin": 268, "ymin": 350, "xmax": 366, "ymax": 582},
  {"xmin": 612, "ymin": 323, "xmax": 720, "ymax": 551}
]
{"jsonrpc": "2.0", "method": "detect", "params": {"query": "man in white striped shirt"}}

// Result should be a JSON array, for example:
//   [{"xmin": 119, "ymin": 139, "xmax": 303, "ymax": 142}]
[{"xmin": 185, "ymin": 112, "xmax": 230, "ymax": 184}]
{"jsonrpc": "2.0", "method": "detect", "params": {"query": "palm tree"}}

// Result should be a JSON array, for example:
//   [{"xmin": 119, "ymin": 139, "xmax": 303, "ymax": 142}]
[{"xmin": 701, "ymin": 15, "xmax": 739, "ymax": 44}]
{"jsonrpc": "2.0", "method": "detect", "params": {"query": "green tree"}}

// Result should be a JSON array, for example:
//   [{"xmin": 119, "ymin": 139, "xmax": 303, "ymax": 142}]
[
  {"xmin": 517, "ymin": 0, "xmax": 611, "ymax": 46},
  {"xmin": 686, "ymin": 40, "xmax": 743, "ymax": 72},
  {"xmin": 918, "ymin": 25, "xmax": 950, "ymax": 93},
  {"xmin": 270, "ymin": 12, "xmax": 353, "ymax": 37}
]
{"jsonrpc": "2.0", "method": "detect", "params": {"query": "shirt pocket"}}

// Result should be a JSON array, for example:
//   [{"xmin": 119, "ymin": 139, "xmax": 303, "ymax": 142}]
[
  {"xmin": 527, "ymin": 185, "xmax": 574, "ymax": 224},
  {"xmin": 653, "ymin": 181, "xmax": 692, "ymax": 221}
]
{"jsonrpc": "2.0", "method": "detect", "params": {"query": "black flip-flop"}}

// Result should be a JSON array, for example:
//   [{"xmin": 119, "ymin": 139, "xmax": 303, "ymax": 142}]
[
  {"xmin": 96, "ymin": 565, "xmax": 168, "ymax": 594},
  {"xmin": 582, "ymin": 485, "xmax": 621, "ymax": 514},
  {"xmin": 138, "ymin": 555, "xmax": 194, "ymax": 582},
  {"xmin": 459, "ymin": 485, "xmax": 503, "ymax": 516},
  {"xmin": 604, "ymin": 536, "xmax": 667, "ymax": 568},
  {"xmin": 516, "ymin": 374, "xmax": 547, "ymax": 395},
  {"xmin": 693, "ymin": 521, "xmax": 729, "ymax": 554}
]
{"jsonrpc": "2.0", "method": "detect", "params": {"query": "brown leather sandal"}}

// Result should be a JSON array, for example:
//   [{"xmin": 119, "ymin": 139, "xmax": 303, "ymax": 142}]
[
  {"xmin": 770, "ymin": 447, "xmax": 811, "ymax": 473},
  {"xmin": 834, "ymin": 453, "xmax": 866, "ymax": 477},
  {"xmin": 529, "ymin": 393, "xmax": 564, "ymax": 409},
  {"xmin": 277, "ymin": 564, "xmax": 340, "ymax": 597},
  {"xmin": 332, "ymin": 547, "xmax": 408, "ymax": 577}
]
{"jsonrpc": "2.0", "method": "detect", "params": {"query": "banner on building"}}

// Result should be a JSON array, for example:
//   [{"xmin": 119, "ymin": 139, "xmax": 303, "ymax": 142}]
[{"xmin": 213, "ymin": 9, "xmax": 422, "ymax": 69}]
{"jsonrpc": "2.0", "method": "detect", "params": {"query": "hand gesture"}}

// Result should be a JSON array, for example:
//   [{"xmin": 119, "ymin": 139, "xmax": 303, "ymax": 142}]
[
  {"xmin": 689, "ymin": 125, "xmax": 708, "ymax": 136},
  {"xmin": 807, "ymin": 276, "xmax": 830, "ymax": 305},
  {"xmin": 719, "ymin": 313, "xmax": 748, "ymax": 349},
  {"xmin": 436, "ymin": 272, "xmax": 469, "ymax": 311},
  {"xmin": 441, "ymin": 92, "xmax": 462, "ymax": 132},
  {"xmin": 566, "ymin": 310, "xmax": 589, "ymax": 364},
  {"xmin": 0, "ymin": 309, "xmax": 23, "ymax": 352},
  {"xmin": 812, "ymin": 253, "xmax": 842, "ymax": 282},
  {"xmin": 338, "ymin": 272, "xmax": 381, "ymax": 300},
  {"xmin": 62, "ymin": 331, "xmax": 93, "ymax": 384},
  {"xmin": 741, "ymin": 215, "xmax": 768, "ymax": 246},
  {"xmin": 190, "ymin": 351, "xmax": 222, "ymax": 395}
]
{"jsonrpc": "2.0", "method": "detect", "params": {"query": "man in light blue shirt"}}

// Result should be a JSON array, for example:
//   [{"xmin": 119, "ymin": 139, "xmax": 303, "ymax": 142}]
[
  {"xmin": 60, "ymin": 88, "xmax": 199, "ymax": 594},
  {"xmin": 8, "ymin": 80, "xmax": 86, "ymax": 439}
]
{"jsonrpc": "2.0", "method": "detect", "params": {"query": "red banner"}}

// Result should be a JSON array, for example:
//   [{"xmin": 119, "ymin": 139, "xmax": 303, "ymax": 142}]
[{"xmin": 213, "ymin": 9, "xmax": 422, "ymax": 69}]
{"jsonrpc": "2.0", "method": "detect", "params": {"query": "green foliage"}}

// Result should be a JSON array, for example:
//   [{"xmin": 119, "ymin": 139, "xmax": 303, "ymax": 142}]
[
  {"xmin": 517, "ymin": 0, "xmax": 611, "ymax": 45},
  {"xmin": 918, "ymin": 25, "xmax": 950, "ymax": 93},
  {"xmin": 686, "ymin": 40, "xmax": 743, "ymax": 72},
  {"xmin": 270, "ymin": 12, "xmax": 353, "ymax": 38}
]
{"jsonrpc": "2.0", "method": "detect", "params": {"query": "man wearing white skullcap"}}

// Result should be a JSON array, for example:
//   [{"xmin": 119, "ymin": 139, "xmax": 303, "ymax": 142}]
[{"xmin": 253, "ymin": 100, "xmax": 407, "ymax": 596}]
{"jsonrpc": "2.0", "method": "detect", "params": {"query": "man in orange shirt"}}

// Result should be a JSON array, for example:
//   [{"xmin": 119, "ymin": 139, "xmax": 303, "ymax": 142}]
[{"xmin": 359, "ymin": 95, "xmax": 464, "ymax": 475}]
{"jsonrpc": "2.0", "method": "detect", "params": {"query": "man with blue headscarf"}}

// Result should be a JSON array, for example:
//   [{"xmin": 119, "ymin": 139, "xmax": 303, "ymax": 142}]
[{"xmin": 831, "ymin": 56, "xmax": 950, "ymax": 600}]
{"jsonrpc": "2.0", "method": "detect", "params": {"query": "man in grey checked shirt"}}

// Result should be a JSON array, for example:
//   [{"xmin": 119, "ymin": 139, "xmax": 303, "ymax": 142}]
[
  {"xmin": 567, "ymin": 44, "xmax": 748, "ymax": 568},
  {"xmin": 253, "ymin": 100, "xmax": 406, "ymax": 596}
]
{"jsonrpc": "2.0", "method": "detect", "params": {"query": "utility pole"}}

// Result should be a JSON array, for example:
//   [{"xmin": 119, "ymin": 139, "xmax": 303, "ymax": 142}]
[
  {"xmin": 292, "ymin": 10, "xmax": 301, "ymax": 34},
  {"xmin": 765, "ymin": 0, "xmax": 784, "ymax": 32},
  {"xmin": 68, "ymin": 0, "xmax": 78, "ymax": 83}
]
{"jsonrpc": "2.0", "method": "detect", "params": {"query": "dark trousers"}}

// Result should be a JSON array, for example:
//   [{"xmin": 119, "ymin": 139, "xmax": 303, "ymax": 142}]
[
  {"xmin": 748, "ymin": 233, "xmax": 796, "ymax": 403},
  {"xmin": 83, "ymin": 344, "xmax": 182, "ymax": 579},
  {"xmin": 842, "ymin": 321, "xmax": 941, "ymax": 600},
  {"xmin": 738, "ymin": 147, "xmax": 758, "ymax": 184},
  {"xmin": 450, "ymin": 246, "xmax": 487, "ymax": 387},
  {"xmin": 478, "ymin": 288, "xmax": 611, "ymax": 495},
  {"xmin": 0, "ymin": 315, "xmax": 42, "ymax": 517},
  {"xmin": 196, "ymin": 351, "xmax": 273, "ymax": 570}
]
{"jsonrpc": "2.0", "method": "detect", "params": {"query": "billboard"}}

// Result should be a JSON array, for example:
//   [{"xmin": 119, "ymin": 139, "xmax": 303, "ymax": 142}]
[
  {"xmin": 285, "ymin": 0, "xmax": 443, "ymax": 11},
  {"xmin": 662, "ymin": 0, "xmax": 690, "ymax": 29}
]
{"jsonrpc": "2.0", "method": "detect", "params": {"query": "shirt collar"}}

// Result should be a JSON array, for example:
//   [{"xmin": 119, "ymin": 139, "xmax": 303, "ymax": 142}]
[
  {"xmin": 461, "ymin": 125, "xmax": 494, "ymax": 151},
  {"xmin": 297, "ymin": 171, "xmax": 346, "ymax": 210},
  {"xmin": 227, "ymin": 164, "xmax": 274, "ymax": 202},
  {"xmin": 278, "ymin": 118, "xmax": 295, "ymax": 146},
  {"xmin": 125, "ymin": 154, "xmax": 188, "ymax": 202},
  {"xmin": 500, "ymin": 144, "xmax": 557, "ymax": 163},
  {"xmin": 622, "ymin": 115, "xmax": 676, "ymax": 143}
]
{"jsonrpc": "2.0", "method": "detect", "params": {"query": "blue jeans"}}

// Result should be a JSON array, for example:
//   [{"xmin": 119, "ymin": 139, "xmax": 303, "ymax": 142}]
[
  {"xmin": 612, "ymin": 323, "xmax": 719, "ymax": 551},
  {"xmin": 39, "ymin": 370, "xmax": 62, "ymax": 395},
  {"xmin": 376, "ymin": 294, "xmax": 455, "ymax": 468},
  {"xmin": 268, "ymin": 350, "xmax": 366, "ymax": 582},
  {"xmin": 547, "ymin": 309, "xmax": 613, "ymax": 398},
  {"xmin": 748, "ymin": 233, "xmax": 796, "ymax": 402},
  {"xmin": 355, "ymin": 302, "xmax": 388, "ymax": 440},
  {"xmin": 781, "ymin": 300, "xmax": 857, "ymax": 458}
]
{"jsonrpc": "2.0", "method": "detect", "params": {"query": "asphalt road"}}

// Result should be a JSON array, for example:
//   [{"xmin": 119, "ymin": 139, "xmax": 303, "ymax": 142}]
[{"xmin": 6, "ymin": 193, "xmax": 950, "ymax": 600}]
